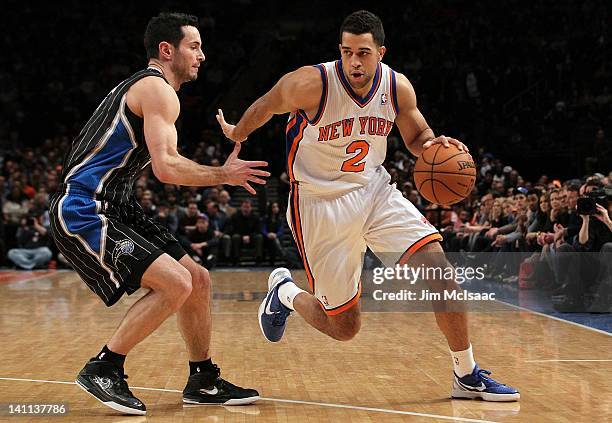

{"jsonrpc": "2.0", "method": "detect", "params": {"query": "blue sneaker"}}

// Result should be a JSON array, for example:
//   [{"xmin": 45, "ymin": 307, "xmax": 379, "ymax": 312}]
[
  {"xmin": 452, "ymin": 365, "xmax": 520, "ymax": 402},
  {"xmin": 258, "ymin": 268, "xmax": 293, "ymax": 342}
]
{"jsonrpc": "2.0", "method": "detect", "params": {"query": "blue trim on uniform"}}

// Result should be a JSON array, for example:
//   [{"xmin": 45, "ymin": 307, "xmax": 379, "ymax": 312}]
[
  {"xmin": 285, "ymin": 113, "xmax": 306, "ymax": 164},
  {"xmin": 61, "ymin": 195, "xmax": 102, "ymax": 254},
  {"xmin": 301, "ymin": 64, "xmax": 327, "ymax": 125},
  {"xmin": 336, "ymin": 59, "xmax": 381, "ymax": 106},
  {"xmin": 390, "ymin": 70, "xmax": 400, "ymax": 114},
  {"xmin": 68, "ymin": 118, "xmax": 134, "ymax": 192}
]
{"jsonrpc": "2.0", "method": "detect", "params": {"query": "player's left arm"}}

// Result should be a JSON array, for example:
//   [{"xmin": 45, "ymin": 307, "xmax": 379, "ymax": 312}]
[{"xmin": 394, "ymin": 72, "xmax": 468, "ymax": 156}]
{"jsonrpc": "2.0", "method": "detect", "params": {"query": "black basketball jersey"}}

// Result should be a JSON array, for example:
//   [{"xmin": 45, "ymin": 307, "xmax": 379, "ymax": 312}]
[{"xmin": 60, "ymin": 67, "xmax": 167, "ymax": 204}]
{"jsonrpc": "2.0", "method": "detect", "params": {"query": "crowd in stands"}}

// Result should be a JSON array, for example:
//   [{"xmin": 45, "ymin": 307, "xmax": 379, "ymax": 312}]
[{"xmin": 0, "ymin": 1, "xmax": 610, "ymax": 314}]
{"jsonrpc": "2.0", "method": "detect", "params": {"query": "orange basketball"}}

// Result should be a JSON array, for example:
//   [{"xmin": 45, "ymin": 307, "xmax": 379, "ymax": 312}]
[{"xmin": 413, "ymin": 144, "xmax": 476, "ymax": 205}]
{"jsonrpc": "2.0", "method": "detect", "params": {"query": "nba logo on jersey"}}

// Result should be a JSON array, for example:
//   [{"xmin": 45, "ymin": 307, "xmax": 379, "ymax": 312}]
[{"xmin": 381, "ymin": 93, "xmax": 388, "ymax": 105}]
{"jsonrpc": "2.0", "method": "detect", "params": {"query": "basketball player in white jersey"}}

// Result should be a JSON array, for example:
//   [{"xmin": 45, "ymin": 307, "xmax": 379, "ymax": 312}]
[{"xmin": 217, "ymin": 10, "xmax": 519, "ymax": 401}]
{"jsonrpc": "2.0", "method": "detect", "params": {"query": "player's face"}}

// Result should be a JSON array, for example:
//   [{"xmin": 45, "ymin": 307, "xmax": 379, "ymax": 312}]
[
  {"xmin": 339, "ymin": 32, "xmax": 385, "ymax": 91},
  {"xmin": 172, "ymin": 26, "xmax": 205, "ymax": 83}
]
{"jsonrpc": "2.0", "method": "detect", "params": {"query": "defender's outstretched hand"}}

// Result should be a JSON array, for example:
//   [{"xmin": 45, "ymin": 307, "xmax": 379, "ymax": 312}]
[
  {"xmin": 216, "ymin": 109, "xmax": 247, "ymax": 143},
  {"xmin": 222, "ymin": 143, "xmax": 269, "ymax": 194},
  {"xmin": 423, "ymin": 135, "xmax": 469, "ymax": 152}
]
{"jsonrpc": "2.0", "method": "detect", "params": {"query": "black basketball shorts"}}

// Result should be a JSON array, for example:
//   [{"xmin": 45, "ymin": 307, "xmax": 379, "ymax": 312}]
[{"xmin": 49, "ymin": 188, "xmax": 186, "ymax": 306}]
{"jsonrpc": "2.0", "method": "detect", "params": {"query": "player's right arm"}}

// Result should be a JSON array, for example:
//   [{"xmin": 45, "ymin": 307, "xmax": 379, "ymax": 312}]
[
  {"xmin": 130, "ymin": 77, "xmax": 270, "ymax": 194},
  {"xmin": 216, "ymin": 66, "xmax": 322, "ymax": 143}
]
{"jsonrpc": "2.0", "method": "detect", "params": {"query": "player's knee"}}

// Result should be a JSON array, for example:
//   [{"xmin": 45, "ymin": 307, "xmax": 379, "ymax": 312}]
[
  {"xmin": 191, "ymin": 266, "xmax": 211, "ymax": 296},
  {"xmin": 329, "ymin": 308, "xmax": 361, "ymax": 341},
  {"xmin": 170, "ymin": 267, "xmax": 193, "ymax": 306},
  {"xmin": 334, "ymin": 320, "xmax": 361, "ymax": 341},
  {"xmin": 335, "ymin": 324, "xmax": 360, "ymax": 341}
]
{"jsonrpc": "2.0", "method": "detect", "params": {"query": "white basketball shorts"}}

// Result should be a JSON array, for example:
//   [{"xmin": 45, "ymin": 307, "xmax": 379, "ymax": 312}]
[{"xmin": 287, "ymin": 166, "xmax": 442, "ymax": 315}]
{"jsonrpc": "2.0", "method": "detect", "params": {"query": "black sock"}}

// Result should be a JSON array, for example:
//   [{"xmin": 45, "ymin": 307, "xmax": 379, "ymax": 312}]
[
  {"xmin": 189, "ymin": 358, "xmax": 215, "ymax": 375},
  {"xmin": 94, "ymin": 345, "xmax": 126, "ymax": 369}
]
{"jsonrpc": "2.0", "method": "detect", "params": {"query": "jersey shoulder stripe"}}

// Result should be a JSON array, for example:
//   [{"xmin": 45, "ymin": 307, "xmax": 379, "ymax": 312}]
[{"xmin": 298, "ymin": 64, "xmax": 328, "ymax": 126}]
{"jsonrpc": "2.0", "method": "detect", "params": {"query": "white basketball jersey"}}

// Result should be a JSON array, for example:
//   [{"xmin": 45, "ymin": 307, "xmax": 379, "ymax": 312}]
[{"xmin": 286, "ymin": 60, "xmax": 399, "ymax": 197}]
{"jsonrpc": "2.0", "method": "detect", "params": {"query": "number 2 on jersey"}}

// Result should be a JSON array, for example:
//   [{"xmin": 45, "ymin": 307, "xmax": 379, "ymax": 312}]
[{"xmin": 341, "ymin": 140, "xmax": 370, "ymax": 173}]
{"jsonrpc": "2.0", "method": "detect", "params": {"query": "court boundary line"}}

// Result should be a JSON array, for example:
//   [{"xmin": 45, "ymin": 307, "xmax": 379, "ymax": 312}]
[
  {"xmin": 496, "ymin": 300, "xmax": 612, "ymax": 337},
  {"xmin": 0, "ymin": 377, "xmax": 497, "ymax": 423},
  {"xmin": 525, "ymin": 359, "xmax": 612, "ymax": 363}
]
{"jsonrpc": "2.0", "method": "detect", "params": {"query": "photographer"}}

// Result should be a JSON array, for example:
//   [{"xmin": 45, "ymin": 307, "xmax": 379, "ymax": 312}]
[
  {"xmin": 7, "ymin": 214, "xmax": 53, "ymax": 270},
  {"xmin": 553, "ymin": 185, "xmax": 612, "ymax": 312}
]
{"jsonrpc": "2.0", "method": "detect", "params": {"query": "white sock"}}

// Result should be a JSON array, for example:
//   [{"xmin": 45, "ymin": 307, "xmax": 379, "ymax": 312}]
[
  {"xmin": 450, "ymin": 344, "xmax": 476, "ymax": 377},
  {"xmin": 278, "ymin": 281, "xmax": 305, "ymax": 310}
]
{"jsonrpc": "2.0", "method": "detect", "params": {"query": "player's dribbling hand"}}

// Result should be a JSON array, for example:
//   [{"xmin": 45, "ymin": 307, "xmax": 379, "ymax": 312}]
[
  {"xmin": 423, "ymin": 135, "xmax": 469, "ymax": 152},
  {"xmin": 222, "ymin": 143, "xmax": 270, "ymax": 194},
  {"xmin": 216, "ymin": 109, "xmax": 247, "ymax": 143}
]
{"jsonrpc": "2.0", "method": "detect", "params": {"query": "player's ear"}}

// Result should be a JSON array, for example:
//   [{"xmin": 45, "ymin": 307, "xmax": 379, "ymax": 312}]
[
  {"xmin": 159, "ymin": 41, "xmax": 173, "ymax": 59},
  {"xmin": 378, "ymin": 46, "xmax": 386, "ymax": 61}
]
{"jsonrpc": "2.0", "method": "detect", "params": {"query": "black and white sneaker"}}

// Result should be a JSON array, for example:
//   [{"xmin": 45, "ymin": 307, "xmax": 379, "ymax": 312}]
[
  {"xmin": 182, "ymin": 364, "xmax": 259, "ymax": 405},
  {"xmin": 75, "ymin": 360, "xmax": 146, "ymax": 415}
]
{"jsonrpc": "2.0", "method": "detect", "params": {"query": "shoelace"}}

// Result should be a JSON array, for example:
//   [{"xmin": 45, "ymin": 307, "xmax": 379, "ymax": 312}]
[
  {"xmin": 115, "ymin": 374, "xmax": 135, "ymax": 397},
  {"xmin": 476, "ymin": 369, "xmax": 508, "ymax": 387},
  {"xmin": 210, "ymin": 365, "xmax": 221, "ymax": 379}
]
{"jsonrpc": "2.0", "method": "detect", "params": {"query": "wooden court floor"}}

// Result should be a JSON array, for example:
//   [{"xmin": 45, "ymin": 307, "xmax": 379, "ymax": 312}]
[{"xmin": 0, "ymin": 270, "xmax": 611, "ymax": 422}]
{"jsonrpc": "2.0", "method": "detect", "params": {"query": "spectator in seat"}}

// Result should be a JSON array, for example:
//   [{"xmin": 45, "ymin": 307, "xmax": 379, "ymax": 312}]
[
  {"xmin": 2, "ymin": 185, "xmax": 29, "ymax": 250},
  {"xmin": 229, "ymin": 199, "xmax": 263, "ymax": 265},
  {"xmin": 139, "ymin": 189, "xmax": 157, "ymax": 218},
  {"xmin": 7, "ymin": 213, "xmax": 52, "ymax": 270},
  {"xmin": 556, "ymin": 185, "xmax": 581, "ymax": 245},
  {"xmin": 185, "ymin": 214, "xmax": 219, "ymax": 269},
  {"xmin": 205, "ymin": 201, "xmax": 231, "ymax": 261},
  {"xmin": 262, "ymin": 202, "xmax": 286, "ymax": 265},
  {"xmin": 219, "ymin": 190, "xmax": 237, "ymax": 217},
  {"xmin": 154, "ymin": 202, "xmax": 178, "ymax": 235},
  {"xmin": 178, "ymin": 200, "xmax": 200, "ymax": 235},
  {"xmin": 526, "ymin": 191, "xmax": 552, "ymax": 248},
  {"xmin": 553, "ymin": 196, "xmax": 612, "ymax": 312}
]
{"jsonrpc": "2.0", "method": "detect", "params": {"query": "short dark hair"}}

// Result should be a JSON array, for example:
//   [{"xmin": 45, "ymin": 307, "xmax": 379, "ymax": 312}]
[
  {"xmin": 339, "ymin": 10, "xmax": 385, "ymax": 46},
  {"xmin": 144, "ymin": 12, "xmax": 199, "ymax": 60},
  {"xmin": 527, "ymin": 188, "xmax": 541, "ymax": 198},
  {"xmin": 566, "ymin": 185, "xmax": 580, "ymax": 194}
]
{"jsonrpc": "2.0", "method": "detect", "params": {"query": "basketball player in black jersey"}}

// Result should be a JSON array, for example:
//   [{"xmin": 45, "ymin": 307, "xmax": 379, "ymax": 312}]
[{"xmin": 49, "ymin": 13, "xmax": 265, "ymax": 414}]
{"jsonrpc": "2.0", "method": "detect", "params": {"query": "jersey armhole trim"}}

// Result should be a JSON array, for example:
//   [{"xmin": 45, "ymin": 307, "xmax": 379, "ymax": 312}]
[
  {"xmin": 298, "ymin": 64, "xmax": 328, "ymax": 126},
  {"xmin": 390, "ymin": 69, "xmax": 400, "ymax": 115}
]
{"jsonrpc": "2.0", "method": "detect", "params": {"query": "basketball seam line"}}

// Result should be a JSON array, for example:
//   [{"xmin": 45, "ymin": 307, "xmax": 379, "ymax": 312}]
[
  {"xmin": 421, "ymin": 150, "xmax": 470, "ymax": 166},
  {"xmin": 432, "ymin": 179, "xmax": 466, "ymax": 199},
  {"xmin": 413, "ymin": 170, "xmax": 476, "ymax": 176},
  {"xmin": 430, "ymin": 144, "xmax": 442, "ymax": 204}
]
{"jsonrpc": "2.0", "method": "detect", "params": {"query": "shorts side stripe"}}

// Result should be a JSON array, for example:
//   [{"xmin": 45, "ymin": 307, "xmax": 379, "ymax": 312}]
[
  {"xmin": 289, "ymin": 185, "xmax": 316, "ymax": 293},
  {"xmin": 58, "ymin": 186, "xmax": 120, "ymax": 288},
  {"xmin": 396, "ymin": 232, "xmax": 443, "ymax": 265},
  {"xmin": 322, "ymin": 281, "xmax": 362, "ymax": 316}
]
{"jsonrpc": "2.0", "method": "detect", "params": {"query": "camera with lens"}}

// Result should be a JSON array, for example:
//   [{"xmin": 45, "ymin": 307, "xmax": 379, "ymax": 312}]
[{"xmin": 576, "ymin": 187, "xmax": 611, "ymax": 215}]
